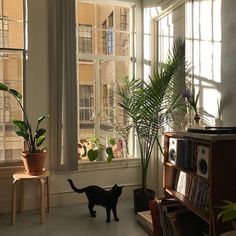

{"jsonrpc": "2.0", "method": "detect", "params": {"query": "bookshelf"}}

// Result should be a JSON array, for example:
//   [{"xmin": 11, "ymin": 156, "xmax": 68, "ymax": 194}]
[{"xmin": 163, "ymin": 131, "xmax": 236, "ymax": 236}]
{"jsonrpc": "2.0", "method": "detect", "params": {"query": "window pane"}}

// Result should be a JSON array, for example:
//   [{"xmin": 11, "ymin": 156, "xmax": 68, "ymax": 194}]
[
  {"xmin": 0, "ymin": 0, "xmax": 25, "ymax": 165},
  {"xmin": 77, "ymin": 24, "xmax": 94, "ymax": 54},
  {"xmin": 77, "ymin": 2, "xmax": 95, "ymax": 26},
  {"xmin": 78, "ymin": 60, "xmax": 95, "ymax": 140},
  {"xmin": 0, "ymin": 51, "xmax": 24, "ymax": 164},
  {"xmin": 100, "ymin": 60, "xmax": 115, "ymax": 137},
  {"xmin": 76, "ymin": 1, "xmax": 134, "ymax": 161},
  {"xmin": 115, "ymin": 32, "xmax": 130, "ymax": 56},
  {"xmin": 8, "ymin": 20, "xmax": 24, "ymax": 48},
  {"xmin": 3, "ymin": 0, "xmax": 23, "ymax": 21},
  {"xmin": 115, "ymin": 6, "xmax": 129, "ymax": 32},
  {"xmin": 97, "ymin": 4, "xmax": 113, "ymax": 29}
]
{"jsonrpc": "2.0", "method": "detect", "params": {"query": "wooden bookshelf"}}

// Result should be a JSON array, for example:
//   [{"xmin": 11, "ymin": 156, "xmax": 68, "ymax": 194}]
[{"xmin": 163, "ymin": 131, "xmax": 236, "ymax": 236}]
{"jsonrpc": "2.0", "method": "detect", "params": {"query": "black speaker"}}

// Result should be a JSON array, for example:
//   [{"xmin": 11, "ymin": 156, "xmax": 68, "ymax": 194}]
[
  {"xmin": 197, "ymin": 145, "xmax": 209, "ymax": 178},
  {"xmin": 168, "ymin": 138, "xmax": 185, "ymax": 165}
]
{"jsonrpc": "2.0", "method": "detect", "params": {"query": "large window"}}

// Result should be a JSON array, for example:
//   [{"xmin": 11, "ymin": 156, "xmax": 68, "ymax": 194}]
[
  {"xmin": 186, "ymin": 0, "xmax": 221, "ymax": 119},
  {"xmin": 76, "ymin": 0, "xmax": 134, "ymax": 161},
  {"xmin": 0, "ymin": 0, "xmax": 26, "ymax": 165}
]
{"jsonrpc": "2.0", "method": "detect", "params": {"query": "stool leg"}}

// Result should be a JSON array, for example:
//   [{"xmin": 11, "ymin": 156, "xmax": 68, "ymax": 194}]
[
  {"xmin": 46, "ymin": 176, "xmax": 50, "ymax": 212},
  {"xmin": 11, "ymin": 179, "xmax": 19, "ymax": 225},
  {"xmin": 39, "ymin": 178, "xmax": 45, "ymax": 224},
  {"xmin": 20, "ymin": 180, "xmax": 24, "ymax": 213}
]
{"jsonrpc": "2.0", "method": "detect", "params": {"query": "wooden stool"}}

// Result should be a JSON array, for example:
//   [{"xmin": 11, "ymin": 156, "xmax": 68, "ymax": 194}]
[{"xmin": 11, "ymin": 170, "xmax": 50, "ymax": 224}]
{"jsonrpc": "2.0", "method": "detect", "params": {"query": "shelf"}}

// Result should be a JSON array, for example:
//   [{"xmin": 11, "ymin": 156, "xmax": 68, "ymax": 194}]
[
  {"xmin": 164, "ymin": 162, "xmax": 210, "ymax": 183},
  {"xmin": 165, "ymin": 188, "xmax": 209, "ymax": 224}
]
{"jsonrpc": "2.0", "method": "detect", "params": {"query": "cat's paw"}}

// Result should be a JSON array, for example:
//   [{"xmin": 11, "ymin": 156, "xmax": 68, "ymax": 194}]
[
  {"xmin": 90, "ymin": 213, "xmax": 96, "ymax": 217},
  {"xmin": 115, "ymin": 217, "xmax": 119, "ymax": 222},
  {"xmin": 106, "ymin": 219, "xmax": 110, "ymax": 223}
]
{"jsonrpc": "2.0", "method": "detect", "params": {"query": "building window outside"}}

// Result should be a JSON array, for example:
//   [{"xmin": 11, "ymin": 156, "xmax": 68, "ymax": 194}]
[
  {"xmin": 107, "ymin": 12, "xmax": 114, "ymax": 54},
  {"xmin": 76, "ymin": 1, "xmax": 134, "ymax": 162},
  {"xmin": 79, "ymin": 85, "xmax": 94, "ymax": 123},
  {"xmin": 0, "ymin": 0, "xmax": 26, "ymax": 165},
  {"xmin": 120, "ymin": 8, "xmax": 128, "ymax": 31},
  {"xmin": 102, "ymin": 20, "xmax": 107, "ymax": 54},
  {"xmin": 0, "ymin": 15, "xmax": 9, "ymax": 47},
  {"xmin": 78, "ymin": 24, "xmax": 92, "ymax": 53}
]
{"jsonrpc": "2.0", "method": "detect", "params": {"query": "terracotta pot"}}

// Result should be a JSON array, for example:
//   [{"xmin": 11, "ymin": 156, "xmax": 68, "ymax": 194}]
[
  {"xmin": 133, "ymin": 188, "xmax": 155, "ymax": 214},
  {"xmin": 21, "ymin": 151, "xmax": 47, "ymax": 176}
]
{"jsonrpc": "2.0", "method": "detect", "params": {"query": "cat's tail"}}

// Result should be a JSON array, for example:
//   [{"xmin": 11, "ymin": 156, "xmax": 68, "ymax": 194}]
[{"xmin": 67, "ymin": 179, "xmax": 85, "ymax": 193}]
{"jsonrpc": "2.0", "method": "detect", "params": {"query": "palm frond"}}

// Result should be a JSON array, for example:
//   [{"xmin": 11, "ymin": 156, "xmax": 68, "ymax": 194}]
[{"xmin": 116, "ymin": 38, "xmax": 186, "ymax": 189}]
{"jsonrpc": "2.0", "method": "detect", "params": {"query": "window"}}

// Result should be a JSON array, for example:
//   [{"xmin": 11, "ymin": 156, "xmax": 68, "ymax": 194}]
[
  {"xmin": 102, "ymin": 20, "xmax": 107, "ymax": 54},
  {"xmin": 0, "ymin": 15, "xmax": 9, "ymax": 47},
  {"xmin": 78, "ymin": 24, "xmax": 92, "ymax": 53},
  {"xmin": 107, "ymin": 12, "xmax": 114, "ymax": 54},
  {"xmin": 76, "ymin": 1, "xmax": 134, "ymax": 161},
  {"xmin": 185, "ymin": 0, "xmax": 222, "ymax": 118},
  {"xmin": 0, "ymin": 0, "xmax": 26, "ymax": 165},
  {"xmin": 79, "ymin": 85, "xmax": 94, "ymax": 124},
  {"xmin": 120, "ymin": 8, "xmax": 128, "ymax": 31}
]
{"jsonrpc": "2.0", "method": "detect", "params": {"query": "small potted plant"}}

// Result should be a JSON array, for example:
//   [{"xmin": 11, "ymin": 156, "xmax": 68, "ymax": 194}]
[
  {"xmin": 0, "ymin": 82, "xmax": 49, "ymax": 175},
  {"xmin": 217, "ymin": 200, "xmax": 236, "ymax": 231},
  {"xmin": 87, "ymin": 136, "xmax": 115, "ymax": 162}
]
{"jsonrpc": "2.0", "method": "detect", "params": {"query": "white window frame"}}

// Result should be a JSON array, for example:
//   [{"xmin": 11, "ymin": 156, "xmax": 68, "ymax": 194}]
[
  {"xmin": 76, "ymin": 1, "xmax": 137, "ymax": 165},
  {"xmin": 0, "ymin": 0, "xmax": 27, "ymax": 168}
]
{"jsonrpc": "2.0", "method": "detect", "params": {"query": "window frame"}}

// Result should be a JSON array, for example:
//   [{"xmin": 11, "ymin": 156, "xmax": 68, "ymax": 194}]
[
  {"xmin": 76, "ymin": 1, "xmax": 136, "ymax": 163},
  {"xmin": 0, "ymin": 0, "xmax": 27, "ymax": 170}
]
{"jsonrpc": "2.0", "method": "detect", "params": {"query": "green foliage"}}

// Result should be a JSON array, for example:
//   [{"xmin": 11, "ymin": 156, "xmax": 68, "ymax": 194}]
[
  {"xmin": 0, "ymin": 83, "xmax": 49, "ymax": 153},
  {"xmin": 87, "ymin": 149, "xmax": 99, "ymax": 161},
  {"xmin": 87, "ymin": 136, "xmax": 115, "ymax": 162},
  {"xmin": 217, "ymin": 200, "xmax": 236, "ymax": 223},
  {"xmin": 116, "ymin": 38, "xmax": 186, "ymax": 189}
]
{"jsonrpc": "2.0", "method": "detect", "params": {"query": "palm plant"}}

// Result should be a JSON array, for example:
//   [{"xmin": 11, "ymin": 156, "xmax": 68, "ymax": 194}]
[{"xmin": 116, "ymin": 38, "xmax": 185, "ymax": 190}]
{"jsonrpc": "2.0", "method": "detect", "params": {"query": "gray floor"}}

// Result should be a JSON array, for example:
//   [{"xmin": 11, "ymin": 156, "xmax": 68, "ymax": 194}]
[{"xmin": 0, "ymin": 198, "xmax": 149, "ymax": 236}]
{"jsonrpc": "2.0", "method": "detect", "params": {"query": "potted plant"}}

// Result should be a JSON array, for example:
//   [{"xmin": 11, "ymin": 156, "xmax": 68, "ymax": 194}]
[
  {"xmin": 0, "ymin": 83, "xmax": 49, "ymax": 175},
  {"xmin": 116, "ymin": 38, "xmax": 185, "ymax": 213},
  {"xmin": 217, "ymin": 200, "xmax": 236, "ymax": 231},
  {"xmin": 87, "ymin": 136, "xmax": 115, "ymax": 162}
]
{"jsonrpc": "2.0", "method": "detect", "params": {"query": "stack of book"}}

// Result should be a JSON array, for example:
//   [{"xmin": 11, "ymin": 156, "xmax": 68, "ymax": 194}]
[
  {"xmin": 153, "ymin": 198, "xmax": 208, "ymax": 236},
  {"xmin": 174, "ymin": 171, "xmax": 209, "ymax": 208}
]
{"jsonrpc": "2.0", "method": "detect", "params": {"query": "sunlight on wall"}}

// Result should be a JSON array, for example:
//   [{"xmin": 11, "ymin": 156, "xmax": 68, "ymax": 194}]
[
  {"xmin": 143, "ymin": 7, "xmax": 157, "ymax": 81},
  {"xmin": 186, "ymin": 0, "xmax": 222, "ymax": 120}
]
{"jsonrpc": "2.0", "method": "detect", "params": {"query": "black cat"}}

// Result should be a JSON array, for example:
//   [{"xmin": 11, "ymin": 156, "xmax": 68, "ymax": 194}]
[{"xmin": 67, "ymin": 179, "xmax": 123, "ymax": 223}]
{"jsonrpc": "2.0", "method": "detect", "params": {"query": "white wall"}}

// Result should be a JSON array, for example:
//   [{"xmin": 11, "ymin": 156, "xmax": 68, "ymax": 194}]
[{"xmin": 221, "ymin": 0, "xmax": 236, "ymax": 125}]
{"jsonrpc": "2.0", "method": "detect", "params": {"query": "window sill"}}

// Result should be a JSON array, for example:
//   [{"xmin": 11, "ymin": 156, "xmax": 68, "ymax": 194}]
[
  {"xmin": 0, "ymin": 164, "xmax": 24, "ymax": 178},
  {"xmin": 77, "ymin": 157, "xmax": 140, "ymax": 172}
]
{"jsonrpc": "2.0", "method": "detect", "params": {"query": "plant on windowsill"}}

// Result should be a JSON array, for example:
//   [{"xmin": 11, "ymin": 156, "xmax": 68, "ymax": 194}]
[
  {"xmin": 217, "ymin": 200, "xmax": 236, "ymax": 232},
  {"xmin": 87, "ymin": 136, "xmax": 115, "ymax": 163},
  {"xmin": 0, "ymin": 82, "xmax": 49, "ymax": 175},
  {"xmin": 116, "ymin": 38, "xmax": 186, "ymax": 213}
]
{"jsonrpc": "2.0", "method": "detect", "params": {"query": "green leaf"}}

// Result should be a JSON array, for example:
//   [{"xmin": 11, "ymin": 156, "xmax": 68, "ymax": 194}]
[
  {"xmin": 107, "ymin": 156, "xmax": 112, "ymax": 163},
  {"xmin": 35, "ymin": 128, "xmax": 46, "ymax": 139},
  {"xmin": 36, "ymin": 135, "xmax": 46, "ymax": 147},
  {"xmin": 88, "ymin": 149, "xmax": 98, "ymax": 161},
  {"xmin": 0, "ymin": 83, "xmax": 9, "ymax": 91},
  {"xmin": 9, "ymin": 89, "xmax": 22, "ymax": 101},
  {"xmin": 16, "ymin": 130, "xmax": 29, "ymax": 140},
  {"xmin": 108, "ymin": 137, "xmax": 116, "ymax": 146},
  {"xmin": 12, "ymin": 120, "xmax": 28, "ymax": 132},
  {"xmin": 106, "ymin": 147, "xmax": 113, "ymax": 156}
]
